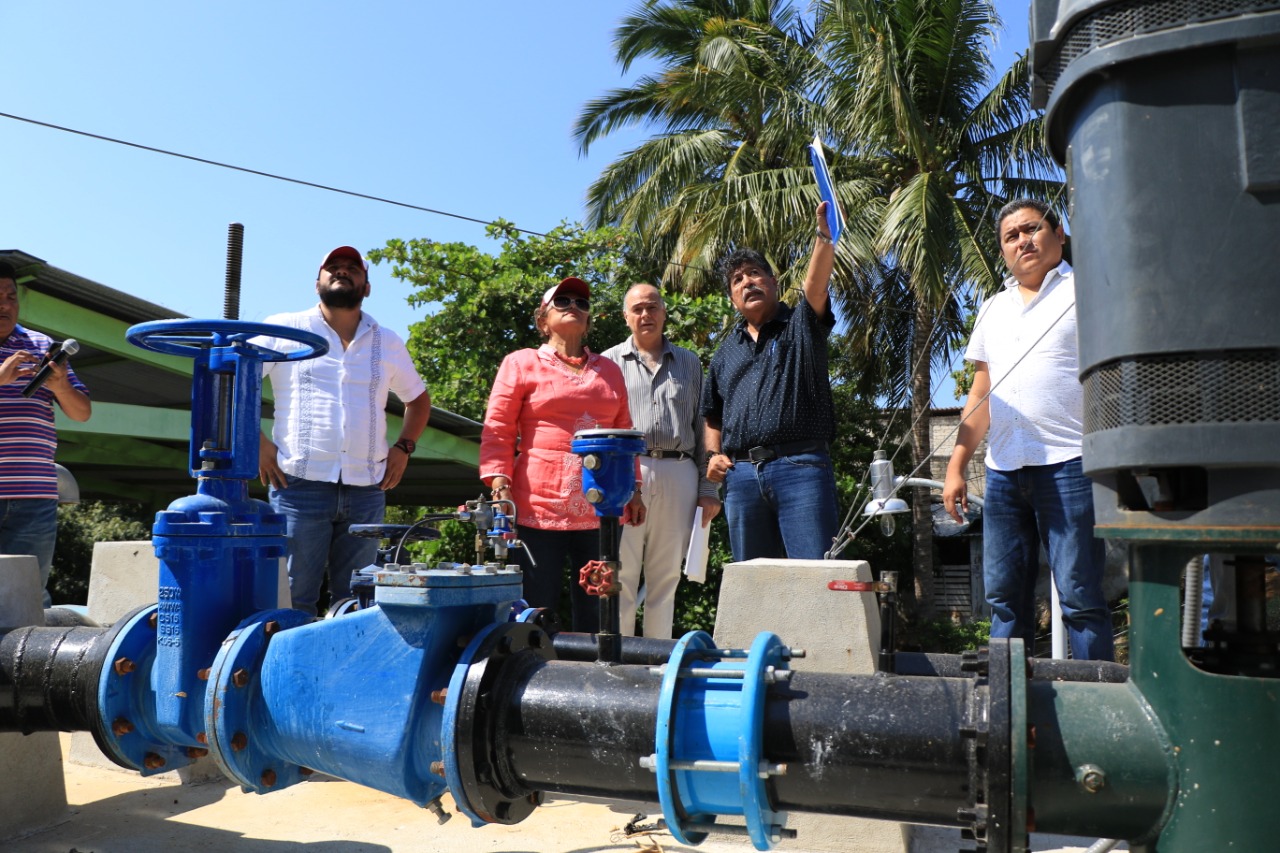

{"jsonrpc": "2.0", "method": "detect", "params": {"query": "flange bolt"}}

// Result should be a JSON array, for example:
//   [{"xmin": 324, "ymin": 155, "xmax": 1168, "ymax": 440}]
[{"xmin": 1076, "ymin": 763, "xmax": 1107, "ymax": 793}]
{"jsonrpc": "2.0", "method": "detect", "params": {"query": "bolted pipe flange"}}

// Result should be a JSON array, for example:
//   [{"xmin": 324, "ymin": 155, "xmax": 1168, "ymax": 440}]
[
  {"xmin": 441, "ymin": 621, "xmax": 555, "ymax": 827},
  {"xmin": 204, "ymin": 608, "xmax": 310, "ymax": 792},
  {"xmin": 960, "ymin": 648, "xmax": 989, "ymax": 676},
  {"xmin": 93, "ymin": 604, "xmax": 195, "ymax": 776},
  {"xmin": 514, "ymin": 605, "xmax": 564, "ymax": 635},
  {"xmin": 956, "ymin": 640, "xmax": 1029, "ymax": 853},
  {"xmin": 652, "ymin": 630, "xmax": 791, "ymax": 851}
]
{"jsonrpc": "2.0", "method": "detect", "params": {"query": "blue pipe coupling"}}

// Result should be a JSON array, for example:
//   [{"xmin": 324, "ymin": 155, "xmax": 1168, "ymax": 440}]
[{"xmin": 650, "ymin": 631, "xmax": 794, "ymax": 849}]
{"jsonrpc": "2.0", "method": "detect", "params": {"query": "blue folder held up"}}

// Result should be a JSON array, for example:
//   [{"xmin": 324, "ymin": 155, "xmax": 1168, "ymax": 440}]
[{"xmin": 808, "ymin": 134, "xmax": 845, "ymax": 244}]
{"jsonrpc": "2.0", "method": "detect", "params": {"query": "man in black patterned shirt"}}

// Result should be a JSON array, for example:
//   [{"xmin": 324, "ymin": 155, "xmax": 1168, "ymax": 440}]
[{"xmin": 702, "ymin": 203, "xmax": 839, "ymax": 561}]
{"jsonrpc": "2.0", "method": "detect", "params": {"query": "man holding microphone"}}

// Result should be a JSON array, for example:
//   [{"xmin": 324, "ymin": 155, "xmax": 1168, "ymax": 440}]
[{"xmin": 0, "ymin": 261, "xmax": 92, "ymax": 606}]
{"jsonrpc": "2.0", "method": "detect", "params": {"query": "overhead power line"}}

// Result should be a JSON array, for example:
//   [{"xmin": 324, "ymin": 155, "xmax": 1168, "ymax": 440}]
[
  {"xmin": 0, "ymin": 110, "xmax": 553, "ymax": 239},
  {"xmin": 0, "ymin": 109, "xmax": 725, "ymax": 278}
]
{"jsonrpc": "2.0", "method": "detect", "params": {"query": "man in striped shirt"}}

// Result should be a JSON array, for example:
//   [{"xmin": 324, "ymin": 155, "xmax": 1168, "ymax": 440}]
[
  {"xmin": 0, "ymin": 261, "xmax": 92, "ymax": 606},
  {"xmin": 603, "ymin": 283, "xmax": 720, "ymax": 638}
]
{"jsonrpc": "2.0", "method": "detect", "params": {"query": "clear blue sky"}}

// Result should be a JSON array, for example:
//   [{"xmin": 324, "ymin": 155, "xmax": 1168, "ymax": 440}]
[{"xmin": 2, "ymin": 1, "xmax": 1031, "ymax": 361}]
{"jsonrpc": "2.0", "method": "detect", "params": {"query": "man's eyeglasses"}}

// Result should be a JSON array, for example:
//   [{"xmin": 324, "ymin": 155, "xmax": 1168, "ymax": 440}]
[{"xmin": 550, "ymin": 295, "xmax": 590, "ymax": 311}]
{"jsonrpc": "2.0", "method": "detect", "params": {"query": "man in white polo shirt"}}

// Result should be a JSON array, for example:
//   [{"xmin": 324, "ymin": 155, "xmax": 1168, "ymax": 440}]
[
  {"xmin": 943, "ymin": 200, "xmax": 1113, "ymax": 660},
  {"xmin": 257, "ymin": 246, "xmax": 430, "ymax": 615}
]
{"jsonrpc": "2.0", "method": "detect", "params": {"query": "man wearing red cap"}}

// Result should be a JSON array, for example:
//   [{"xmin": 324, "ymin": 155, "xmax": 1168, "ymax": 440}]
[{"xmin": 257, "ymin": 246, "xmax": 430, "ymax": 615}]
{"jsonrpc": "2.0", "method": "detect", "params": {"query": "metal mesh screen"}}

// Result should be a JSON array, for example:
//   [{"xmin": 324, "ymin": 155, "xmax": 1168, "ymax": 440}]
[
  {"xmin": 1040, "ymin": 0, "xmax": 1280, "ymax": 95},
  {"xmin": 1084, "ymin": 351, "xmax": 1280, "ymax": 433}
]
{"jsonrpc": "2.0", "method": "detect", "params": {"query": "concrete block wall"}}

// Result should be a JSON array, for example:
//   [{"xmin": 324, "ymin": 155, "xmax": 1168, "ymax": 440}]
[
  {"xmin": 0, "ymin": 555, "xmax": 68, "ymax": 841},
  {"xmin": 712, "ymin": 557, "xmax": 910, "ymax": 853}
]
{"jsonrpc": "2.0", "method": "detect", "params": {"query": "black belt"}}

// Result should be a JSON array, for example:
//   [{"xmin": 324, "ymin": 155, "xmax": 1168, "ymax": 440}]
[
  {"xmin": 647, "ymin": 449, "xmax": 692, "ymax": 460},
  {"xmin": 731, "ymin": 440, "xmax": 829, "ymax": 464}
]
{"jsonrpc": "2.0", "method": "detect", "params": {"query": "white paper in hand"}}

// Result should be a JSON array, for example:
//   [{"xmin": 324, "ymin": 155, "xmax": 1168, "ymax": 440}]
[{"xmin": 684, "ymin": 507, "xmax": 710, "ymax": 583}]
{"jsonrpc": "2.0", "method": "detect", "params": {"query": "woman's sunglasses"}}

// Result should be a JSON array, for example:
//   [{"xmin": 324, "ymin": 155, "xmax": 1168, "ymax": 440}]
[{"xmin": 550, "ymin": 295, "xmax": 591, "ymax": 311}]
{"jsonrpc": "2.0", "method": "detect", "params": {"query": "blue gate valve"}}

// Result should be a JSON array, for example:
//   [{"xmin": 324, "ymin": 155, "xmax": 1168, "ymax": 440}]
[{"xmin": 97, "ymin": 320, "xmax": 327, "ymax": 772}]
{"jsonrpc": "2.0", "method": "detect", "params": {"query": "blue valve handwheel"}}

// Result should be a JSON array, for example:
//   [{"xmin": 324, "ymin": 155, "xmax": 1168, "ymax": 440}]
[{"xmin": 126, "ymin": 319, "xmax": 328, "ymax": 362}]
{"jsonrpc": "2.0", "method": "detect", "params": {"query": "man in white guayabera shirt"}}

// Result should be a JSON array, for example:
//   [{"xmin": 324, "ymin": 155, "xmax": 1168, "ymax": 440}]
[
  {"xmin": 257, "ymin": 246, "xmax": 430, "ymax": 615},
  {"xmin": 943, "ymin": 199, "xmax": 1113, "ymax": 661}
]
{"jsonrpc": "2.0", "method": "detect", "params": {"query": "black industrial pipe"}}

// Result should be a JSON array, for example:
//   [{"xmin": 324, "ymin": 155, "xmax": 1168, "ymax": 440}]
[
  {"xmin": 0, "ymin": 624, "xmax": 109, "ymax": 734},
  {"xmin": 894, "ymin": 652, "xmax": 1130, "ymax": 684},
  {"xmin": 595, "ymin": 517, "xmax": 623, "ymax": 663},
  {"xmin": 552, "ymin": 635, "xmax": 1131, "ymax": 685},
  {"xmin": 489, "ymin": 658, "xmax": 977, "ymax": 826},
  {"xmin": 551, "ymin": 632, "xmax": 675, "ymax": 665},
  {"xmin": 41, "ymin": 607, "xmax": 102, "ymax": 629}
]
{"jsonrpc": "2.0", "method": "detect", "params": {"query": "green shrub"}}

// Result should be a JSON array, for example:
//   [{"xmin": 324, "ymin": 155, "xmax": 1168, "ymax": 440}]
[
  {"xmin": 50, "ymin": 501, "xmax": 153, "ymax": 605},
  {"xmin": 901, "ymin": 616, "xmax": 992, "ymax": 654}
]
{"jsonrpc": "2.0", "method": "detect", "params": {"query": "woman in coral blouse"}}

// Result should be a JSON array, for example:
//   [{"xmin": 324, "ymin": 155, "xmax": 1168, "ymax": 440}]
[{"xmin": 480, "ymin": 276, "xmax": 645, "ymax": 631}]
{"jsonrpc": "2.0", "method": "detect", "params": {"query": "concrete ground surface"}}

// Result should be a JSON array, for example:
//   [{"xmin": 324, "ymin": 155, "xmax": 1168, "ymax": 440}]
[{"xmin": 3, "ymin": 735, "xmax": 1125, "ymax": 853}]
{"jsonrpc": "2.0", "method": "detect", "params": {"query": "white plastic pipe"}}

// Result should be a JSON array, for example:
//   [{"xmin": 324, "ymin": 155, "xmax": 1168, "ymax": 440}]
[{"xmin": 1050, "ymin": 577, "xmax": 1066, "ymax": 660}]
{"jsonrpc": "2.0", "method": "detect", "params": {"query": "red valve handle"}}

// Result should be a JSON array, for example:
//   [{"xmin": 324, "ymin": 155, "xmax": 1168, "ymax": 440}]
[
  {"xmin": 828, "ymin": 580, "xmax": 892, "ymax": 593},
  {"xmin": 579, "ymin": 560, "xmax": 619, "ymax": 597}
]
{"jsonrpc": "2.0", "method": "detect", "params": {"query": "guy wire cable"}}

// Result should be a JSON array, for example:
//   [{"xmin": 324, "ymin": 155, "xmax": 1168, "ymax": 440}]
[{"xmin": 827, "ymin": 182, "xmax": 1071, "ymax": 553}]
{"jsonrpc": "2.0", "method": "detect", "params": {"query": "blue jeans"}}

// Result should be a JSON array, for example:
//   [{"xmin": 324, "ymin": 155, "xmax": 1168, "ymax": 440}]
[
  {"xmin": 515, "ymin": 525, "xmax": 601, "ymax": 633},
  {"xmin": 723, "ymin": 452, "xmax": 839, "ymax": 562},
  {"xmin": 982, "ymin": 458, "xmax": 1114, "ymax": 660},
  {"xmin": 269, "ymin": 476, "xmax": 385, "ymax": 615},
  {"xmin": 0, "ymin": 498, "xmax": 58, "ymax": 608}
]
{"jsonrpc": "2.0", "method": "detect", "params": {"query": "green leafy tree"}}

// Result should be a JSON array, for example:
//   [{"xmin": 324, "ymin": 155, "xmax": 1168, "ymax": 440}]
[
  {"xmin": 367, "ymin": 221, "xmax": 639, "ymax": 422},
  {"xmin": 369, "ymin": 220, "xmax": 741, "ymax": 421},
  {"xmin": 819, "ymin": 1, "xmax": 1062, "ymax": 614},
  {"xmin": 575, "ymin": 0, "xmax": 824, "ymax": 294},
  {"xmin": 50, "ymin": 501, "xmax": 153, "ymax": 605}
]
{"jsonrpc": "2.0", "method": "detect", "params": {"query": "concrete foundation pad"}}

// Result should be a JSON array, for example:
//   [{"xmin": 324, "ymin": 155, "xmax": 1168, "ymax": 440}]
[
  {"xmin": 0, "ymin": 556, "xmax": 68, "ymax": 839},
  {"xmin": 713, "ymin": 557, "xmax": 908, "ymax": 853}
]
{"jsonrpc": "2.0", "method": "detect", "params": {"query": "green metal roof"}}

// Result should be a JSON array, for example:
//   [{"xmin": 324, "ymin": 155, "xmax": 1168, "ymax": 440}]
[{"xmin": 1, "ymin": 249, "xmax": 481, "ymax": 509}]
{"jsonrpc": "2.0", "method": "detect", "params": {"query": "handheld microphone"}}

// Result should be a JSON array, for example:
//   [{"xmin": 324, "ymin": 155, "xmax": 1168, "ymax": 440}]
[{"xmin": 22, "ymin": 339, "xmax": 79, "ymax": 398}]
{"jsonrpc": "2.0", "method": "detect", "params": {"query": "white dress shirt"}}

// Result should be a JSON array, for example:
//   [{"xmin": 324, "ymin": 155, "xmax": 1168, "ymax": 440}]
[{"xmin": 259, "ymin": 306, "xmax": 427, "ymax": 486}]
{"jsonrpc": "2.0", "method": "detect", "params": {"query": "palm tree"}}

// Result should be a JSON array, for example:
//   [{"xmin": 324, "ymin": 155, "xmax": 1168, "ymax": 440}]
[
  {"xmin": 817, "ymin": 0, "xmax": 1061, "ymax": 613},
  {"xmin": 574, "ymin": 0, "xmax": 825, "ymax": 292},
  {"xmin": 578, "ymin": 0, "xmax": 1062, "ymax": 614}
]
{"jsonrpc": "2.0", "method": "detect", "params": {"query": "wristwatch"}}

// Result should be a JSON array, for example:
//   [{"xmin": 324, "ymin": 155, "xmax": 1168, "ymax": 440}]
[{"xmin": 393, "ymin": 438, "xmax": 416, "ymax": 455}]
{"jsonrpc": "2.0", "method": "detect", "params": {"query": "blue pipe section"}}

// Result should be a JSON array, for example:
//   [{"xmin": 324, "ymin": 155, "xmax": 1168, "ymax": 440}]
[{"xmin": 205, "ymin": 567, "xmax": 521, "ymax": 800}]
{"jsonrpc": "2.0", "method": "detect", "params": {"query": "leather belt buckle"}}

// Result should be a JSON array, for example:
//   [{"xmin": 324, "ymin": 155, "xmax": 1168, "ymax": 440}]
[{"xmin": 747, "ymin": 446, "xmax": 776, "ymax": 463}]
